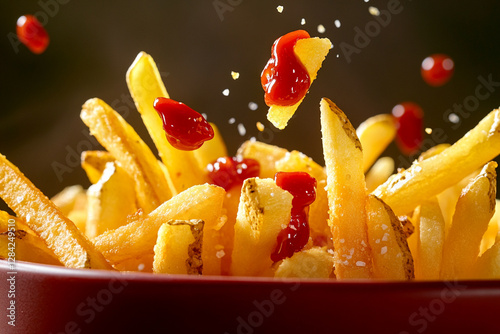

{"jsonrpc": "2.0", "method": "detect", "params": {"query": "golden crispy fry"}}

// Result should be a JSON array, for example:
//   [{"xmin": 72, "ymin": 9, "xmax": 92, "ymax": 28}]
[
  {"xmin": 81, "ymin": 150, "xmax": 115, "ymax": 184},
  {"xmin": 440, "ymin": 162, "xmax": 497, "ymax": 280},
  {"xmin": 86, "ymin": 162, "xmax": 137, "ymax": 239},
  {"xmin": 193, "ymin": 122, "xmax": 228, "ymax": 170},
  {"xmin": 153, "ymin": 219, "xmax": 204, "ymax": 275},
  {"xmin": 112, "ymin": 253, "xmax": 154, "ymax": 272},
  {"xmin": 374, "ymin": 108, "xmax": 500, "ymax": 215},
  {"xmin": 415, "ymin": 198, "xmax": 445, "ymax": 280},
  {"xmin": 356, "ymin": 114, "xmax": 396, "ymax": 172},
  {"xmin": 81, "ymin": 98, "xmax": 171, "ymax": 213},
  {"xmin": 0, "ymin": 154, "xmax": 112, "ymax": 269},
  {"xmin": 480, "ymin": 199, "xmax": 500, "ymax": 255},
  {"xmin": 51, "ymin": 185, "xmax": 87, "ymax": 216},
  {"xmin": 418, "ymin": 143, "xmax": 450, "ymax": 162},
  {"xmin": 126, "ymin": 52, "xmax": 207, "ymax": 193},
  {"xmin": 365, "ymin": 157, "xmax": 395, "ymax": 193},
  {"xmin": 274, "ymin": 247, "xmax": 334, "ymax": 278},
  {"xmin": 237, "ymin": 140, "xmax": 288, "ymax": 178},
  {"xmin": 267, "ymin": 37, "xmax": 331, "ymax": 129},
  {"xmin": 366, "ymin": 195, "xmax": 414, "ymax": 280},
  {"xmin": 473, "ymin": 241, "xmax": 500, "ymax": 279},
  {"xmin": 219, "ymin": 186, "xmax": 241, "ymax": 275},
  {"xmin": 275, "ymin": 150, "xmax": 331, "ymax": 245},
  {"xmin": 230, "ymin": 178, "xmax": 293, "ymax": 277},
  {"xmin": 320, "ymin": 98, "xmax": 373, "ymax": 279},
  {"xmin": 93, "ymin": 184, "xmax": 225, "ymax": 275}
]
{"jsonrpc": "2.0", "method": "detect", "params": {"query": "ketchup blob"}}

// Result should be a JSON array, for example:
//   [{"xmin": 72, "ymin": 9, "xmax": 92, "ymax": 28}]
[
  {"xmin": 392, "ymin": 102, "xmax": 424, "ymax": 155},
  {"xmin": 154, "ymin": 97, "xmax": 214, "ymax": 151},
  {"xmin": 261, "ymin": 30, "xmax": 311, "ymax": 106},
  {"xmin": 16, "ymin": 15, "xmax": 49, "ymax": 54},
  {"xmin": 271, "ymin": 171, "xmax": 316, "ymax": 262},
  {"xmin": 421, "ymin": 54, "xmax": 454, "ymax": 87},
  {"xmin": 207, "ymin": 156, "xmax": 260, "ymax": 191}
]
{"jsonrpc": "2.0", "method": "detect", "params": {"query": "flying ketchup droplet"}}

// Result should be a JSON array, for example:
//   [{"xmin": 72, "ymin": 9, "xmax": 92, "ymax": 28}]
[
  {"xmin": 261, "ymin": 30, "xmax": 311, "ymax": 106},
  {"xmin": 153, "ymin": 97, "xmax": 214, "ymax": 151},
  {"xmin": 421, "ymin": 54, "xmax": 454, "ymax": 87},
  {"xmin": 392, "ymin": 102, "xmax": 424, "ymax": 155},
  {"xmin": 271, "ymin": 171, "xmax": 316, "ymax": 262},
  {"xmin": 207, "ymin": 156, "xmax": 260, "ymax": 191},
  {"xmin": 16, "ymin": 15, "xmax": 50, "ymax": 54}
]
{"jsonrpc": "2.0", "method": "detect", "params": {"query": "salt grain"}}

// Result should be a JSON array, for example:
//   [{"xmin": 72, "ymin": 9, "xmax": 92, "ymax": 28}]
[
  {"xmin": 425, "ymin": 127, "xmax": 433, "ymax": 134},
  {"xmin": 356, "ymin": 261, "xmax": 366, "ymax": 267},
  {"xmin": 317, "ymin": 24, "xmax": 326, "ymax": 33},
  {"xmin": 216, "ymin": 250, "xmax": 226, "ymax": 259},
  {"xmin": 231, "ymin": 71, "xmax": 240, "ymax": 80},
  {"xmin": 222, "ymin": 89, "xmax": 230, "ymax": 96},
  {"xmin": 228, "ymin": 117, "xmax": 236, "ymax": 124},
  {"xmin": 381, "ymin": 246, "xmax": 388, "ymax": 255},
  {"xmin": 301, "ymin": 18, "xmax": 306, "ymax": 25},
  {"xmin": 277, "ymin": 5, "xmax": 284, "ymax": 13},
  {"xmin": 382, "ymin": 233, "xmax": 389, "ymax": 242},
  {"xmin": 334, "ymin": 19, "xmax": 341, "ymax": 28},
  {"xmin": 369, "ymin": 6, "xmax": 380, "ymax": 16},
  {"xmin": 248, "ymin": 102, "xmax": 258, "ymax": 110},
  {"xmin": 138, "ymin": 263, "xmax": 145, "ymax": 271},
  {"xmin": 238, "ymin": 123, "xmax": 246, "ymax": 136}
]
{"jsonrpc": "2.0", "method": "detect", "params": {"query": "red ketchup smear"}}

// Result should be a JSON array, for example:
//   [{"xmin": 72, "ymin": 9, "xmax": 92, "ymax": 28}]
[
  {"xmin": 271, "ymin": 171, "xmax": 317, "ymax": 262},
  {"xmin": 392, "ymin": 102, "xmax": 424, "ymax": 155},
  {"xmin": 16, "ymin": 15, "xmax": 50, "ymax": 54},
  {"xmin": 261, "ymin": 30, "xmax": 311, "ymax": 106},
  {"xmin": 207, "ymin": 156, "xmax": 260, "ymax": 191},
  {"xmin": 421, "ymin": 54, "xmax": 454, "ymax": 87},
  {"xmin": 153, "ymin": 97, "xmax": 214, "ymax": 151}
]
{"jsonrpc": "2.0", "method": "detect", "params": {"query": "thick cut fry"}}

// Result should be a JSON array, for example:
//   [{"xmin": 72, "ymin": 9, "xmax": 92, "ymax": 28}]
[
  {"xmin": 356, "ymin": 114, "xmax": 397, "ymax": 172},
  {"xmin": 473, "ymin": 241, "xmax": 500, "ymax": 279},
  {"xmin": 230, "ymin": 178, "xmax": 293, "ymax": 277},
  {"xmin": 480, "ymin": 199, "xmax": 500, "ymax": 255},
  {"xmin": 274, "ymin": 247, "xmax": 334, "ymax": 278},
  {"xmin": 86, "ymin": 162, "xmax": 137, "ymax": 239},
  {"xmin": 237, "ymin": 140, "xmax": 288, "ymax": 178},
  {"xmin": 320, "ymin": 98, "xmax": 373, "ymax": 279},
  {"xmin": 81, "ymin": 98, "xmax": 171, "ymax": 213},
  {"xmin": 153, "ymin": 219, "xmax": 204, "ymax": 275},
  {"xmin": 194, "ymin": 122, "xmax": 228, "ymax": 170},
  {"xmin": 365, "ymin": 157, "xmax": 395, "ymax": 193},
  {"xmin": 0, "ymin": 154, "xmax": 112, "ymax": 269},
  {"xmin": 93, "ymin": 184, "xmax": 225, "ymax": 275},
  {"xmin": 440, "ymin": 162, "xmax": 497, "ymax": 280},
  {"xmin": 51, "ymin": 185, "xmax": 87, "ymax": 216},
  {"xmin": 374, "ymin": 108, "xmax": 500, "ymax": 215},
  {"xmin": 415, "ymin": 198, "xmax": 445, "ymax": 280},
  {"xmin": 126, "ymin": 52, "xmax": 207, "ymax": 192},
  {"xmin": 219, "ymin": 186, "xmax": 241, "ymax": 275},
  {"xmin": 81, "ymin": 150, "xmax": 115, "ymax": 184},
  {"xmin": 366, "ymin": 195, "xmax": 414, "ymax": 280},
  {"xmin": 275, "ymin": 150, "xmax": 331, "ymax": 244},
  {"xmin": 112, "ymin": 253, "xmax": 154, "ymax": 272},
  {"xmin": 267, "ymin": 37, "xmax": 331, "ymax": 129}
]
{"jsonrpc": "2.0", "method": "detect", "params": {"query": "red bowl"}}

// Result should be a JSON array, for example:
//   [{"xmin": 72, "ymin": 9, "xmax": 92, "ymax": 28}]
[{"xmin": 1, "ymin": 260, "xmax": 500, "ymax": 334}]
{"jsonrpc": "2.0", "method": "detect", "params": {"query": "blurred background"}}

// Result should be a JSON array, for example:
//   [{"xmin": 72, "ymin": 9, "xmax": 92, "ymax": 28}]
[{"xmin": 1, "ymin": 0, "xmax": 500, "ymax": 209}]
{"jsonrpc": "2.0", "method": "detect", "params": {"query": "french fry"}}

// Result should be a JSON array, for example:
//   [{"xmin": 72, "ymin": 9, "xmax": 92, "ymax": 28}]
[
  {"xmin": 126, "ymin": 51, "xmax": 207, "ymax": 192},
  {"xmin": 415, "ymin": 197, "xmax": 445, "ymax": 280},
  {"xmin": 267, "ymin": 37, "xmax": 331, "ymax": 129},
  {"xmin": 320, "ymin": 98, "xmax": 373, "ymax": 279},
  {"xmin": 365, "ymin": 157, "xmax": 395, "ymax": 193},
  {"xmin": 440, "ymin": 162, "xmax": 497, "ymax": 280},
  {"xmin": 85, "ymin": 162, "xmax": 137, "ymax": 239},
  {"xmin": 81, "ymin": 150, "xmax": 115, "ymax": 184},
  {"xmin": 0, "ymin": 154, "xmax": 112, "ymax": 269},
  {"xmin": 366, "ymin": 195, "xmax": 414, "ymax": 280},
  {"xmin": 374, "ymin": 108, "xmax": 500, "ymax": 215},
  {"xmin": 193, "ymin": 122, "xmax": 228, "ymax": 170},
  {"xmin": 93, "ymin": 184, "xmax": 225, "ymax": 275},
  {"xmin": 274, "ymin": 150, "xmax": 331, "ymax": 244},
  {"xmin": 219, "ymin": 186, "xmax": 241, "ymax": 275},
  {"xmin": 237, "ymin": 140, "xmax": 288, "ymax": 178},
  {"xmin": 230, "ymin": 178, "xmax": 293, "ymax": 277},
  {"xmin": 356, "ymin": 114, "xmax": 396, "ymax": 173},
  {"xmin": 274, "ymin": 247, "xmax": 334, "ymax": 278},
  {"xmin": 112, "ymin": 253, "xmax": 154, "ymax": 272},
  {"xmin": 81, "ymin": 98, "xmax": 172, "ymax": 213},
  {"xmin": 473, "ymin": 240, "xmax": 500, "ymax": 279},
  {"xmin": 153, "ymin": 219, "xmax": 204, "ymax": 275},
  {"xmin": 480, "ymin": 199, "xmax": 500, "ymax": 255},
  {"xmin": 51, "ymin": 185, "xmax": 87, "ymax": 216}
]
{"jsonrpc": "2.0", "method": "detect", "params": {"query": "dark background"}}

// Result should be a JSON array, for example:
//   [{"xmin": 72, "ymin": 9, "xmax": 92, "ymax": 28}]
[{"xmin": 1, "ymin": 0, "xmax": 500, "ymax": 208}]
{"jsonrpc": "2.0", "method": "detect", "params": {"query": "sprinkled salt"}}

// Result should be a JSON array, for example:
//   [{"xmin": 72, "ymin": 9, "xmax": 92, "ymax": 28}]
[
  {"xmin": 228, "ymin": 117, "xmax": 236, "ymax": 124},
  {"xmin": 317, "ymin": 24, "xmax": 326, "ymax": 33},
  {"xmin": 449, "ymin": 113, "xmax": 460, "ymax": 124},
  {"xmin": 381, "ymin": 224, "xmax": 388, "ymax": 230},
  {"xmin": 216, "ymin": 250, "xmax": 226, "ymax": 259},
  {"xmin": 201, "ymin": 113, "xmax": 208, "ymax": 120},
  {"xmin": 339, "ymin": 238, "xmax": 345, "ymax": 243},
  {"xmin": 327, "ymin": 249, "xmax": 334, "ymax": 255},
  {"xmin": 231, "ymin": 71, "xmax": 240, "ymax": 80},
  {"xmin": 425, "ymin": 127, "xmax": 433, "ymax": 134},
  {"xmin": 301, "ymin": 18, "xmax": 306, "ymax": 25},
  {"xmin": 334, "ymin": 19, "xmax": 341, "ymax": 28},
  {"xmin": 375, "ymin": 239, "xmax": 380, "ymax": 244},
  {"xmin": 138, "ymin": 263, "xmax": 145, "ymax": 271},
  {"xmin": 25, "ymin": 213, "xmax": 31, "ymax": 223},
  {"xmin": 16, "ymin": 196, "xmax": 24, "ymax": 204},
  {"xmin": 382, "ymin": 233, "xmax": 389, "ymax": 242},
  {"xmin": 381, "ymin": 246, "xmax": 388, "ymax": 255},
  {"xmin": 248, "ymin": 102, "xmax": 258, "ymax": 110},
  {"xmin": 277, "ymin": 5, "xmax": 284, "ymax": 13},
  {"xmin": 356, "ymin": 261, "xmax": 366, "ymax": 267},
  {"xmin": 361, "ymin": 240, "xmax": 367, "ymax": 247},
  {"xmin": 369, "ymin": 6, "xmax": 380, "ymax": 16},
  {"xmin": 222, "ymin": 88, "xmax": 230, "ymax": 96},
  {"xmin": 238, "ymin": 123, "xmax": 246, "ymax": 136}
]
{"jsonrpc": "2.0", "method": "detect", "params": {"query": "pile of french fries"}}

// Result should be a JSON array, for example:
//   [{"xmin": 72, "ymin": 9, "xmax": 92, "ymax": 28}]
[{"xmin": 1, "ymin": 51, "xmax": 500, "ymax": 281}]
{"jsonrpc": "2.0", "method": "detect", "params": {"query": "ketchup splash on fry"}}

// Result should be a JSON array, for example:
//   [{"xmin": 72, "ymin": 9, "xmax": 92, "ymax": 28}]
[
  {"xmin": 207, "ymin": 156, "xmax": 260, "ymax": 191},
  {"xmin": 271, "ymin": 172, "xmax": 316, "ymax": 262},
  {"xmin": 154, "ymin": 97, "xmax": 214, "ymax": 151},
  {"xmin": 392, "ymin": 102, "xmax": 424, "ymax": 155},
  {"xmin": 261, "ymin": 30, "xmax": 311, "ymax": 106},
  {"xmin": 16, "ymin": 15, "xmax": 49, "ymax": 54}
]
